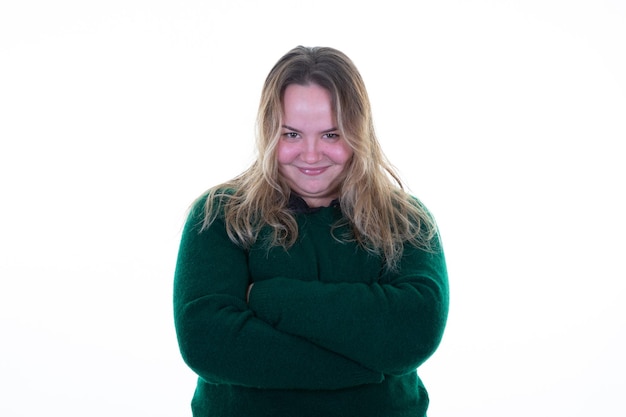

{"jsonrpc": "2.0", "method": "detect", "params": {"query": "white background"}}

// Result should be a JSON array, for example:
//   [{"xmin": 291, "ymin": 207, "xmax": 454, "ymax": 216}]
[{"xmin": 1, "ymin": 0, "xmax": 625, "ymax": 415}]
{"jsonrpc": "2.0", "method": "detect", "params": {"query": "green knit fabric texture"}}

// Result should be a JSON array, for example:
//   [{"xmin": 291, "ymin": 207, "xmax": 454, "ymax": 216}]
[{"xmin": 174, "ymin": 198, "xmax": 449, "ymax": 417}]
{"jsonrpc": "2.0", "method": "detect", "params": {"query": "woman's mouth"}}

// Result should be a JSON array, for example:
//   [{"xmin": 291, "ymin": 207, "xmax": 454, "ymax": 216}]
[{"xmin": 298, "ymin": 167, "xmax": 328, "ymax": 176}]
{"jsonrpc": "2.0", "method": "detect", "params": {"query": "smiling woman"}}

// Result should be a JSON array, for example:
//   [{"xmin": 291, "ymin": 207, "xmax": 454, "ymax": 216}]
[
  {"xmin": 173, "ymin": 46, "xmax": 449, "ymax": 417},
  {"xmin": 277, "ymin": 83, "xmax": 353, "ymax": 207}
]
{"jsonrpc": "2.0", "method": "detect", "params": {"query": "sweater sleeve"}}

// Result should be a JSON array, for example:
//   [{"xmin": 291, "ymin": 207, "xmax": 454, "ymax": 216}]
[
  {"xmin": 247, "ymin": 237, "xmax": 449, "ymax": 377},
  {"xmin": 173, "ymin": 200, "xmax": 383, "ymax": 390}
]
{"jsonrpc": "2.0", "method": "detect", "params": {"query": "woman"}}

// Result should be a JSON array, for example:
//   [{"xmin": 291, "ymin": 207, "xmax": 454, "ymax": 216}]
[{"xmin": 174, "ymin": 46, "xmax": 449, "ymax": 417}]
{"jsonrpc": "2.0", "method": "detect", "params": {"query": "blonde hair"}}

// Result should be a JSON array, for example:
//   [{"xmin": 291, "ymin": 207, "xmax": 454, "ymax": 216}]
[{"xmin": 198, "ymin": 46, "xmax": 437, "ymax": 271}]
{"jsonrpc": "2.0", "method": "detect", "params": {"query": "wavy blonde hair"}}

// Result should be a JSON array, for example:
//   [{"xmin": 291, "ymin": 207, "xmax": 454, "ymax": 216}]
[{"xmin": 198, "ymin": 46, "xmax": 437, "ymax": 271}]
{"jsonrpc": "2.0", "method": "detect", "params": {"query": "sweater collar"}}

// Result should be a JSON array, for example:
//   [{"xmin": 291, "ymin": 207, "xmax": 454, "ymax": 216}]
[{"xmin": 288, "ymin": 194, "xmax": 340, "ymax": 214}]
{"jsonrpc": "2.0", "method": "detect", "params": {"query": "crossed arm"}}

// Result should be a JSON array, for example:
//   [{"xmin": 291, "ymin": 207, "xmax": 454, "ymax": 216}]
[{"xmin": 174, "ymin": 203, "xmax": 448, "ymax": 390}]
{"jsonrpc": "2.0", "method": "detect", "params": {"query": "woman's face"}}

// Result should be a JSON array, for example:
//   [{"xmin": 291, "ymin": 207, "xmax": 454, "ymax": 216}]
[{"xmin": 277, "ymin": 83, "xmax": 354, "ymax": 208}]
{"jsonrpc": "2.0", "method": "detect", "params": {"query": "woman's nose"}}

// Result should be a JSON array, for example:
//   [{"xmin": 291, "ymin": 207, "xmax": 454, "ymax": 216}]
[{"xmin": 301, "ymin": 138, "xmax": 322, "ymax": 164}]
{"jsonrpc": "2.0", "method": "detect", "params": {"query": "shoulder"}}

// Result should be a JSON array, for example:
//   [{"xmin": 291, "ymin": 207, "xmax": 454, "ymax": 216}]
[
  {"xmin": 193, "ymin": 187, "xmax": 237, "ymax": 212},
  {"xmin": 403, "ymin": 193, "xmax": 441, "ymax": 247},
  {"xmin": 392, "ymin": 191, "xmax": 435, "ymax": 223},
  {"xmin": 184, "ymin": 187, "xmax": 236, "ymax": 229}
]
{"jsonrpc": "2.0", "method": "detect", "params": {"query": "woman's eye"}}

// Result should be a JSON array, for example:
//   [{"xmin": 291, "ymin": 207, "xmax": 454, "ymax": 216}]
[
  {"xmin": 324, "ymin": 133, "xmax": 340, "ymax": 140},
  {"xmin": 283, "ymin": 132, "xmax": 299, "ymax": 139}
]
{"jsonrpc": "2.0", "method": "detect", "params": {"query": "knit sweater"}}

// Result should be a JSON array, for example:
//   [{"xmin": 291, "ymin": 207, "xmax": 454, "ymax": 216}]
[{"xmin": 173, "ymin": 195, "xmax": 449, "ymax": 417}]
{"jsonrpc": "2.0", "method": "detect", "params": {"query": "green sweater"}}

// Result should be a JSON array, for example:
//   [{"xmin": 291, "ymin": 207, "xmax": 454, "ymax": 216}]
[{"xmin": 173, "ymin": 196, "xmax": 449, "ymax": 417}]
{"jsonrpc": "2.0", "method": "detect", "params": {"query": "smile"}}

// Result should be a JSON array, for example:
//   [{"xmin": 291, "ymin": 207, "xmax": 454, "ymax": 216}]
[{"xmin": 298, "ymin": 167, "xmax": 329, "ymax": 176}]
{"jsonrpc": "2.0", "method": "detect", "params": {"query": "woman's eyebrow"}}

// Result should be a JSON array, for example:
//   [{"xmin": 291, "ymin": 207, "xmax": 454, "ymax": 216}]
[
  {"xmin": 281, "ymin": 125, "xmax": 301, "ymax": 133},
  {"xmin": 281, "ymin": 125, "xmax": 339, "ymax": 133}
]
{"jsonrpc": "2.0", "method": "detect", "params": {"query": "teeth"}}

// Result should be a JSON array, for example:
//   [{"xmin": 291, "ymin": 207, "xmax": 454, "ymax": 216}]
[{"xmin": 301, "ymin": 168, "xmax": 325, "ymax": 175}]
